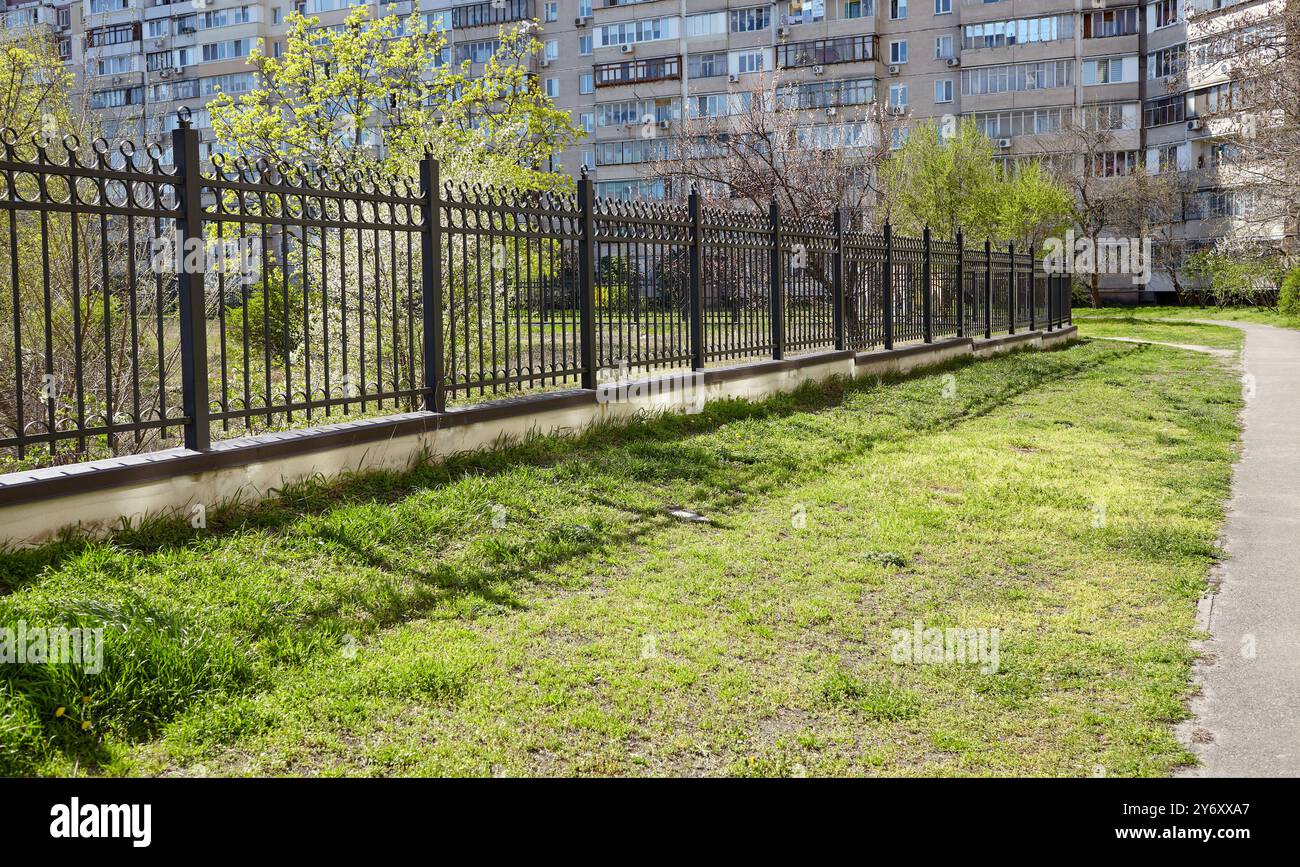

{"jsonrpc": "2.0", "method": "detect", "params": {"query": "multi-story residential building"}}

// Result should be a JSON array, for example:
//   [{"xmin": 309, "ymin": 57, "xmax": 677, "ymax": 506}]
[{"xmin": 1, "ymin": 0, "xmax": 1283, "ymax": 299}]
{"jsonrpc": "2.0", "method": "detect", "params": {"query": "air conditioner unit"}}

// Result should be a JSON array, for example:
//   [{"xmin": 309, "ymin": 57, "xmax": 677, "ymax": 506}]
[
  {"xmin": 825, "ymin": 107, "xmax": 837, "ymax": 117},
  {"xmin": 888, "ymin": 105, "xmax": 905, "ymax": 116},
  {"xmin": 995, "ymin": 137, "xmax": 1012, "ymax": 148},
  {"xmin": 620, "ymin": 44, "xmax": 634, "ymax": 54},
  {"xmin": 112, "ymin": 76, "xmax": 123, "ymax": 84},
  {"xmin": 539, "ymin": 58, "xmax": 550, "ymax": 68},
  {"xmin": 1187, "ymin": 118, "xmax": 1204, "ymax": 131},
  {"xmin": 159, "ymin": 69, "xmax": 171, "ymax": 78},
  {"xmin": 888, "ymin": 65, "xmax": 900, "ymax": 75},
  {"xmin": 728, "ymin": 73, "xmax": 740, "ymax": 83},
  {"xmin": 574, "ymin": 16, "xmax": 589, "ymax": 27},
  {"xmin": 812, "ymin": 64, "xmax": 825, "ymax": 75},
  {"xmin": 657, "ymin": 119, "xmax": 670, "ymax": 130},
  {"xmin": 945, "ymin": 57, "xmax": 960, "ymax": 68},
  {"xmin": 154, "ymin": 38, "xmax": 166, "ymax": 48},
  {"xmin": 778, "ymin": 27, "xmax": 791, "ymax": 38}
]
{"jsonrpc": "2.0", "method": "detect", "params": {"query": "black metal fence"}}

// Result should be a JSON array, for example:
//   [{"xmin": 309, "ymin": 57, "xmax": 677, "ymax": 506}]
[{"xmin": 0, "ymin": 123, "xmax": 1072, "ymax": 470}]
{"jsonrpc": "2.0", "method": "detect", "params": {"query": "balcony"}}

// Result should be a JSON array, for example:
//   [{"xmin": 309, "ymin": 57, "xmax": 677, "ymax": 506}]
[
  {"xmin": 776, "ymin": 34, "xmax": 876, "ymax": 70},
  {"xmin": 450, "ymin": 0, "xmax": 534, "ymax": 29},
  {"xmin": 594, "ymin": 54, "xmax": 681, "ymax": 88}
]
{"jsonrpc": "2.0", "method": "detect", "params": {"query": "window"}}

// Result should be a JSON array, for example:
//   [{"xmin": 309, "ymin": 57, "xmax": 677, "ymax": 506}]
[
  {"xmin": 95, "ymin": 55, "xmax": 133, "ymax": 76},
  {"xmin": 579, "ymin": 73, "xmax": 594, "ymax": 94},
  {"xmin": 889, "ymin": 83, "xmax": 908, "ymax": 108},
  {"xmin": 843, "ymin": 0, "xmax": 873, "ymax": 18},
  {"xmin": 686, "ymin": 12, "xmax": 727, "ymax": 37},
  {"xmin": 87, "ymin": 24, "xmax": 137, "ymax": 48},
  {"xmin": 147, "ymin": 20, "xmax": 168, "ymax": 38},
  {"xmin": 1081, "ymin": 102, "xmax": 1133, "ymax": 130},
  {"xmin": 730, "ymin": 7, "xmax": 770, "ymax": 32},
  {"xmin": 1083, "ymin": 7, "xmax": 1139, "ymax": 38},
  {"xmin": 146, "ymin": 51, "xmax": 172, "ymax": 72},
  {"xmin": 1153, "ymin": 0, "xmax": 1178, "ymax": 29},
  {"xmin": 1151, "ymin": 144, "xmax": 1180, "ymax": 173},
  {"xmin": 935, "ymin": 0, "xmax": 951, "ymax": 12},
  {"xmin": 544, "ymin": 2, "xmax": 558, "ymax": 22},
  {"xmin": 962, "ymin": 15, "xmax": 1072, "ymax": 50},
  {"xmin": 1147, "ymin": 44, "xmax": 1185, "ymax": 79},
  {"xmin": 544, "ymin": 40, "xmax": 558, "ymax": 60},
  {"xmin": 456, "ymin": 39, "xmax": 500, "ymax": 64},
  {"xmin": 734, "ymin": 50, "xmax": 765, "ymax": 74},
  {"xmin": 779, "ymin": 77, "xmax": 874, "ymax": 109},
  {"xmin": 934, "ymin": 79, "xmax": 953, "ymax": 103},
  {"xmin": 1091, "ymin": 151, "xmax": 1138, "ymax": 177},
  {"xmin": 1081, "ymin": 56, "xmax": 1136, "ymax": 85},
  {"xmin": 273, "ymin": 7, "xmax": 282, "ymax": 24},
  {"xmin": 890, "ymin": 40, "xmax": 908, "ymax": 63},
  {"xmin": 88, "ymin": 0, "xmax": 129, "ymax": 13},
  {"xmin": 599, "ymin": 18, "xmax": 676, "ymax": 46},
  {"xmin": 961, "ymin": 60, "xmax": 1073, "ymax": 95},
  {"xmin": 201, "ymin": 40, "xmax": 251, "ymax": 63},
  {"xmin": 545, "ymin": 78, "xmax": 559, "ymax": 98},
  {"xmin": 689, "ymin": 52, "xmax": 727, "ymax": 78},
  {"xmin": 935, "ymin": 36, "xmax": 953, "ymax": 59},
  {"xmin": 579, "ymin": 35, "xmax": 593, "ymax": 55},
  {"xmin": 580, "ymin": 112, "xmax": 595, "ymax": 133},
  {"xmin": 597, "ymin": 98, "xmax": 679, "ymax": 126},
  {"xmin": 688, "ymin": 92, "xmax": 751, "ymax": 118},
  {"xmin": 889, "ymin": 0, "xmax": 906, "ymax": 20},
  {"xmin": 786, "ymin": 0, "xmax": 824, "ymax": 24},
  {"xmin": 1143, "ymin": 94, "xmax": 1185, "ymax": 127},
  {"xmin": 579, "ymin": 0, "xmax": 592, "ymax": 15},
  {"xmin": 971, "ymin": 108, "xmax": 1066, "ymax": 138}
]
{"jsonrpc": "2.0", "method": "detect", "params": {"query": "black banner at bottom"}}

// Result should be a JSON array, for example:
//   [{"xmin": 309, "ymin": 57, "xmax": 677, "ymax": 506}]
[{"xmin": 2, "ymin": 777, "xmax": 1282, "ymax": 853}]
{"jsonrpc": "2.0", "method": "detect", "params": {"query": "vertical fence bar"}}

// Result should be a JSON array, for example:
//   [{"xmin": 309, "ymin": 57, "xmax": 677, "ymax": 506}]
[
  {"xmin": 922, "ymin": 225, "xmax": 933, "ymax": 344},
  {"xmin": 882, "ymin": 222, "xmax": 894, "ymax": 350},
  {"xmin": 1046, "ymin": 272, "xmax": 1054, "ymax": 331},
  {"xmin": 1067, "ymin": 276, "xmax": 1073, "ymax": 325},
  {"xmin": 982, "ymin": 243, "xmax": 993, "ymax": 343},
  {"xmin": 577, "ymin": 171, "xmax": 598, "ymax": 389},
  {"xmin": 419, "ymin": 155, "xmax": 445, "ymax": 413},
  {"xmin": 1028, "ymin": 243, "xmax": 1037, "ymax": 332},
  {"xmin": 688, "ymin": 187, "xmax": 705, "ymax": 370},
  {"xmin": 172, "ymin": 121, "xmax": 210, "ymax": 451},
  {"xmin": 983, "ymin": 239, "xmax": 992, "ymax": 340},
  {"xmin": 832, "ymin": 206, "xmax": 846, "ymax": 351},
  {"xmin": 769, "ymin": 201, "xmax": 784, "ymax": 360},
  {"xmin": 1007, "ymin": 240, "xmax": 1016, "ymax": 336},
  {"xmin": 955, "ymin": 229, "xmax": 965, "ymax": 339}
]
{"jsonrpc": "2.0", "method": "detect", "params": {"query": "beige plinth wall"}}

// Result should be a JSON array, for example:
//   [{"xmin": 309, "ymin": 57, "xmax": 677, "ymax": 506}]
[{"xmin": 0, "ymin": 328, "xmax": 1076, "ymax": 547}]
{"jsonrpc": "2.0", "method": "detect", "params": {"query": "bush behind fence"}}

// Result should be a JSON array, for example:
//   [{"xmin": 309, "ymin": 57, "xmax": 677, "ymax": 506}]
[{"xmin": 0, "ymin": 124, "xmax": 1070, "ymax": 471}]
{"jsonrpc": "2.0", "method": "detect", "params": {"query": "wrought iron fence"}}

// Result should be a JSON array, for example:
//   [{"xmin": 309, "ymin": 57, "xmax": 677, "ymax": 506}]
[{"xmin": 0, "ymin": 122, "xmax": 1072, "ymax": 470}]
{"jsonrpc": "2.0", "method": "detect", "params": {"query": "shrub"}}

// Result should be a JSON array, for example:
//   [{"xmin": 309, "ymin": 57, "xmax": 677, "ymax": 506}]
[{"xmin": 1279, "ymin": 266, "xmax": 1300, "ymax": 316}]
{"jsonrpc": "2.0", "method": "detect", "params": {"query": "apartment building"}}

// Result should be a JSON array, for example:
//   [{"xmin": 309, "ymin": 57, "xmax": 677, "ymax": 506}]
[{"xmin": 1, "ymin": 0, "xmax": 1282, "ymax": 298}]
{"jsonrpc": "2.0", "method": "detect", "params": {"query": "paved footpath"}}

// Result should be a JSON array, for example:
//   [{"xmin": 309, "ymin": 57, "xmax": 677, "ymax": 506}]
[{"xmin": 1177, "ymin": 321, "xmax": 1300, "ymax": 777}]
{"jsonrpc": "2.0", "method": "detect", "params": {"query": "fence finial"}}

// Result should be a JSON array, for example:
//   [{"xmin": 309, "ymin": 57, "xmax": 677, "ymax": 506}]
[{"xmin": 579, "ymin": 163, "xmax": 589, "ymax": 179}]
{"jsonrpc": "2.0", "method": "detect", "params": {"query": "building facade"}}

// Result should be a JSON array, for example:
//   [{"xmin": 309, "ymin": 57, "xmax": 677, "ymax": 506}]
[{"xmin": 1, "ymin": 0, "xmax": 1283, "ymax": 299}]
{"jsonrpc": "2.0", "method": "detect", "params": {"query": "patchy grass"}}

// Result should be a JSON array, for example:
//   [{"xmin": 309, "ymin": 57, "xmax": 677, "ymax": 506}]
[
  {"xmin": 0, "ymin": 337, "xmax": 1241, "ymax": 777},
  {"xmin": 1074, "ymin": 305, "xmax": 1300, "ymax": 332},
  {"xmin": 1074, "ymin": 317, "xmax": 1245, "ymax": 350}
]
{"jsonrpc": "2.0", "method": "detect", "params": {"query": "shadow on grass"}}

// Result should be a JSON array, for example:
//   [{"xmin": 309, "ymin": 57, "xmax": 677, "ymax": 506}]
[{"xmin": 1, "ymin": 340, "xmax": 1102, "ymax": 596}]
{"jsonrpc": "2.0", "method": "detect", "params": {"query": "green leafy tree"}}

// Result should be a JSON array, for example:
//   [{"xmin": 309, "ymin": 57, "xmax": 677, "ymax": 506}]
[
  {"xmin": 996, "ymin": 161, "xmax": 1073, "ymax": 252},
  {"xmin": 208, "ymin": 8, "xmax": 580, "ymax": 192},
  {"xmin": 880, "ymin": 118, "xmax": 1004, "ymax": 242}
]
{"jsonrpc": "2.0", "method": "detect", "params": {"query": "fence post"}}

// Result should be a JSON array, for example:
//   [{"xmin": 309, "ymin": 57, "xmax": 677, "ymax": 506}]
[
  {"xmin": 419, "ymin": 155, "xmax": 445, "ymax": 413},
  {"xmin": 955, "ymin": 229, "xmax": 965, "ymax": 339},
  {"xmin": 832, "ymin": 206, "xmax": 846, "ymax": 351},
  {"xmin": 882, "ymin": 222, "xmax": 894, "ymax": 350},
  {"xmin": 983, "ymin": 239, "xmax": 992, "ymax": 340},
  {"xmin": 769, "ymin": 201, "xmax": 784, "ymax": 360},
  {"xmin": 922, "ymin": 225, "xmax": 933, "ymax": 344},
  {"xmin": 172, "ymin": 119, "xmax": 210, "ymax": 451},
  {"xmin": 577, "ymin": 169, "xmax": 598, "ymax": 390},
  {"xmin": 1028, "ymin": 243, "xmax": 1037, "ymax": 332},
  {"xmin": 688, "ymin": 187, "xmax": 705, "ymax": 370}
]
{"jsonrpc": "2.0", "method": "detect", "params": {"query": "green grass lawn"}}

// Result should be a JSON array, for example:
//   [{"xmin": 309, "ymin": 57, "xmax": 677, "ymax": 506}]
[
  {"xmin": 1074, "ymin": 317, "xmax": 1245, "ymax": 350},
  {"xmin": 1073, "ymin": 305, "xmax": 1300, "ymax": 331},
  {"xmin": 0, "ymin": 335, "xmax": 1241, "ymax": 777}
]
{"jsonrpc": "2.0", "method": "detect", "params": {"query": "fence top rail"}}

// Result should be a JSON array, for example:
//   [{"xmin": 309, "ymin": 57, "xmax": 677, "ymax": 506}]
[
  {"xmin": 206, "ymin": 154, "xmax": 425, "ymax": 207},
  {"xmin": 595, "ymin": 196, "xmax": 690, "ymax": 226},
  {"xmin": 441, "ymin": 178, "xmax": 579, "ymax": 216}
]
